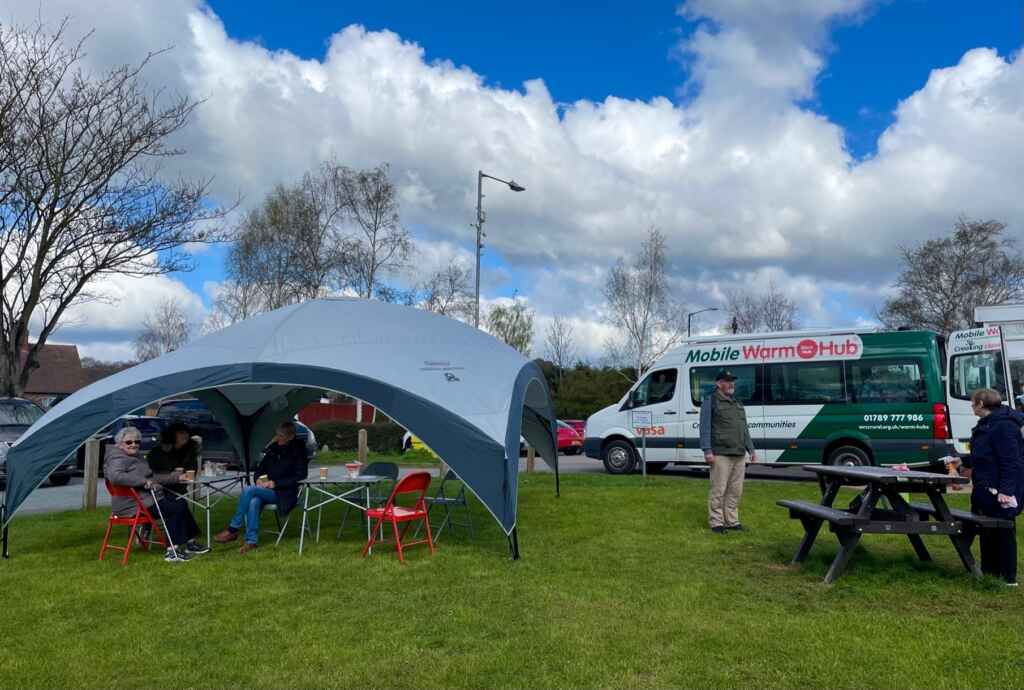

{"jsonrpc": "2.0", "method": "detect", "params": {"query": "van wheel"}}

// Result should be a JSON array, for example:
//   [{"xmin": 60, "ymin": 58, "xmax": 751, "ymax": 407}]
[
  {"xmin": 48, "ymin": 475, "xmax": 71, "ymax": 486},
  {"xmin": 603, "ymin": 440, "xmax": 637, "ymax": 475},
  {"xmin": 826, "ymin": 445, "xmax": 871, "ymax": 467}
]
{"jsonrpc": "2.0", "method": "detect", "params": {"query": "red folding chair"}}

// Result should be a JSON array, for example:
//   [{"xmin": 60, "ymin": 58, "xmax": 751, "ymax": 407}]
[
  {"xmin": 361, "ymin": 471, "xmax": 435, "ymax": 563},
  {"xmin": 99, "ymin": 480, "xmax": 167, "ymax": 565}
]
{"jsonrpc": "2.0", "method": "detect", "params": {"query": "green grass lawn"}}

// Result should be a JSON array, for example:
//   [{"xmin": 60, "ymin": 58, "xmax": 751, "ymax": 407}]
[
  {"xmin": 314, "ymin": 448, "xmax": 439, "ymax": 466},
  {"xmin": 1, "ymin": 474, "xmax": 1022, "ymax": 689}
]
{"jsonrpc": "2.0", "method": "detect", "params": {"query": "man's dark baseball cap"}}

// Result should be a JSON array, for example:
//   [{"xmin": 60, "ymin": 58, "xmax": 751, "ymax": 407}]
[{"xmin": 715, "ymin": 368, "xmax": 737, "ymax": 381}]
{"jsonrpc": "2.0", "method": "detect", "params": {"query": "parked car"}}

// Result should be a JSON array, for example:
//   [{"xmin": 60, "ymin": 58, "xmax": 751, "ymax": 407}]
[
  {"xmin": 0, "ymin": 397, "xmax": 76, "ymax": 486},
  {"xmin": 557, "ymin": 420, "xmax": 583, "ymax": 455},
  {"xmin": 563, "ymin": 419, "xmax": 586, "ymax": 437},
  {"xmin": 156, "ymin": 397, "xmax": 317, "ymax": 468},
  {"xmin": 74, "ymin": 416, "xmax": 166, "ymax": 473}
]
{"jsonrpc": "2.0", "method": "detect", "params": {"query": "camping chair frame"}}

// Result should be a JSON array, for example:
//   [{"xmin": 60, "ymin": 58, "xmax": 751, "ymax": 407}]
[
  {"xmin": 337, "ymin": 461, "xmax": 399, "ymax": 539},
  {"xmin": 99, "ymin": 481, "xmax": 168, "ymax": 565},
  {"xmin": 361, "ymin": 471, "xmax": 435, "ymax": 563},
  {"xmin": 414, "ymin": 469, "xmax": 474, "ymax": 543}
]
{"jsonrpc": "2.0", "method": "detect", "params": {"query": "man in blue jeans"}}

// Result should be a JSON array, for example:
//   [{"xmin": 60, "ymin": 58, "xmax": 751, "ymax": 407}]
[{"xmin": 214, "ymin": 422, "xmax": 309, "ymax": 553}]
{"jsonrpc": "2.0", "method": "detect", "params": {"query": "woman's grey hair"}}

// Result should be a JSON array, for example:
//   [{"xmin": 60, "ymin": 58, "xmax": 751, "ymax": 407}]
[
  {"xmin": 970, "ymin": 388, "xmax": 1003, "ymax": 410},
  {"xmin": 115, "ymin": 426, "xmax": 142, "ymax": 444}
]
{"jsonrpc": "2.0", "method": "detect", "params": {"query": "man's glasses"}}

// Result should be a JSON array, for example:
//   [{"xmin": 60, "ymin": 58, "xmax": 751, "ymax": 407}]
[{"xmin": 123, "ymin": 440, "xmax": 141, "ymax": 446}]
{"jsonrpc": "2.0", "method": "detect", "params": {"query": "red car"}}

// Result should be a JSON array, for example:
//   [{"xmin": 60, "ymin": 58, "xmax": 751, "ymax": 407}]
[
  {"xmin": 563, "ymin": 419, "xmax": 586, "ymax": 437},
  {"xmin": 557, "ymin": 420, "xmax": 583, "ymax": 455}
]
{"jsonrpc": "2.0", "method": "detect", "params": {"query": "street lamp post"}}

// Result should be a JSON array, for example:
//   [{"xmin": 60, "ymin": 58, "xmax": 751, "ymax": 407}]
[
  {"xmin": 474, "ymin": 170, "xmax": 525, "ymax": 328},
  {"xmin": 687, "ymin": 307, "xmax": 719, "ymax": 338}
]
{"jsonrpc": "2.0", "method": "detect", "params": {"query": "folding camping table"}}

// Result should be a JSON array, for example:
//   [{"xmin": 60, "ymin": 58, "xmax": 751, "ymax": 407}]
[
  {"xmin": 777, "ymin": 465, "xmax": 977, "ymax": 584},
  {"xmin": 296, "ymin": 474, "xmax": 387, "ymax": 555},
  {"xmin": 166, "ymin": 473, "xmax": 248, "ymax": 547}
]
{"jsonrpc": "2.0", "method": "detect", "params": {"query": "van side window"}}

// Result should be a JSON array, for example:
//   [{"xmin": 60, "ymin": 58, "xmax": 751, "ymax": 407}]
[
  {"xmin": 690, "ymin": 365, "xmax": 760, "ymax": 406},
  {"xmin": 766, "ymin": 362, "xmax": 845, "ymax": 404},
  {"xmin": 847, "ymin": 359, "xmax": 926, "ymax": 403},
  {"xmin": 949, "ymin": 351, "xmax": 1007, "ymax": 401},
  {"xmin": 623, "ymin": 368, "xmax": 678, "ymax": 409}
]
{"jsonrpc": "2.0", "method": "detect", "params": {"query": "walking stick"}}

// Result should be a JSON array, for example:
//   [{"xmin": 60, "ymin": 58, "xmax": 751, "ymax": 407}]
[{"xmin": 149, "ymin": 488, "xmax": 182, "ymax": 560}]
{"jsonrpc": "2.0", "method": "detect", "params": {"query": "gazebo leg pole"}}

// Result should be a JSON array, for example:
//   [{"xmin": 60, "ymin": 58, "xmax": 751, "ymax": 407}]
[
  {"xmin": 2, "ymin": 503, "xmax": 9, "ymax": 560},
  {"xmin": 508, "ymin": 527, "xmax": 520, "ymax": 560}
]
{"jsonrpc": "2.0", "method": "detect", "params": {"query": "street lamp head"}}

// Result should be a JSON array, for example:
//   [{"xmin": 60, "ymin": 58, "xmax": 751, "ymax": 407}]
[{"xmin": 507, "ymin": 180, "xmax": 526, "ymax": 192}]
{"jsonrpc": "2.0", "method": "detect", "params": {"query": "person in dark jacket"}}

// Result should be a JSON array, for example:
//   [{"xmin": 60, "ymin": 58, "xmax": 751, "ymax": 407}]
[
  {"xmin": 213, "ymin": 421, "xmax": 309, "ymax": 553},
  {"xmin": 946, "ymin": 388, "xmax": 1024, "ymax": 585},
  {"xmin": 105, "ymin": 425, "xmax": 209, "ymax": 562},
  {"xmin": 146, "ymin": 423, "xmax": 199, "ymax": 496}
]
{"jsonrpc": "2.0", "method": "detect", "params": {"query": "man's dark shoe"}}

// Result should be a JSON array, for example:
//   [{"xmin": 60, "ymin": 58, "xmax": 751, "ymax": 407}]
[
  {"xmin": 239, "ymin": 542, "xmax": 258, "ymax": 555},
  {"xmin": 186, "ymin": 541, "xmax": 211, "ymax": 555},
  {"xmin": 214, "ymin": 529, "xmax": 238, "ymax": 544},
  {"xmin": 725, "ymin": 524, "xmax": 747, "ymax": 532},
  {"xmin": 710, "ymin": 526, "xmax": 728, "ymax": 534}
]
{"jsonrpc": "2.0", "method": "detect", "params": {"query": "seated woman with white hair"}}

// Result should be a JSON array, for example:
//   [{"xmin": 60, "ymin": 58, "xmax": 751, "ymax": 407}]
[{"xmin": 104, "ymin": 425, "xmax": 209, "ymax": 563}]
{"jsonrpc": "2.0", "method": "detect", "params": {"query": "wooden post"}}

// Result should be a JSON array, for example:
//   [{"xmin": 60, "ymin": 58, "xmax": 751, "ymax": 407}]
[
  {"xmin": 357, "ymin": 428, "xmax": 368, "ymax": 465},
  {"xmin": 526, "ymin": 446, "xmax": 535, "ymax": 473},
  {"xmin": 82, "ymin": 439, "xmax": 100, "ymax": 510}
]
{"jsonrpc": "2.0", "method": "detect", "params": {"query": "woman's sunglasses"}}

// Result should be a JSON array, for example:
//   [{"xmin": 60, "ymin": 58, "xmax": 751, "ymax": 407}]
[{"xmin": 123, "ymin": 440, "xmax": 141, "ymax": 446}]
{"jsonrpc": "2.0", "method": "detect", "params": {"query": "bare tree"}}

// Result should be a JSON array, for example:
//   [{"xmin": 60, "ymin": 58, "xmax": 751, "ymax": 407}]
[
  {"xmin": 601, "ymin": 227, "xmax": 684, "ymax": 378},
  {"xmin": 544, "ymin": 315, "xmax": 577, "ymax": 385},
  {"xmin": 335, "ymin": 163, "xmax": 411, "ymax": 298},
  {"xmin": 419, "ymin": 262, "xmax": 474, "ymax": 320},
  {"xmin": 134, "ymin": 298, "xmax": 191, "ymax": 361},
  {"xmin": 202, "ymin": 279, "xmax": 263, "ymax": 334},
  {"xmin": 486, "ymin": 298, "xmax": 535, "ymax": 355},
  {"xmin": 0, "ymin": 20, "xmax": 227, "ymax": 397},
  {"xmin": 725, "ymin": 280, "xmax": 800, "ymax": 333},
  {"xmin": 879, "ymin": 217, "xmax": 1024, "ymax": 333}
]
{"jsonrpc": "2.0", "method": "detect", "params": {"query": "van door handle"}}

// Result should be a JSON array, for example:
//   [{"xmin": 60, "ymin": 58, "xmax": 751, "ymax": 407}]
[
  {"xmin": 663, "ymin": 410, "xmax": 676, "ymax": 415},
  {"xmin": 685, "ymin": 411, "xmax": 698, "ymax": 415}
]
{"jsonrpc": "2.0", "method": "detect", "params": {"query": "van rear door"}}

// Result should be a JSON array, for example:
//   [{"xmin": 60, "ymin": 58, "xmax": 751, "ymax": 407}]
[{"xmin": 946, "ymin": 326, "xmax": 1013, "ymax": 454}]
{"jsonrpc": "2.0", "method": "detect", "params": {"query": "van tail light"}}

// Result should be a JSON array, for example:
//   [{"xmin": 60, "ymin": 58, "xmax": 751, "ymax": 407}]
[{"xmin": 933, "ymin": 403, "xmax": 951, "ymax": 440}]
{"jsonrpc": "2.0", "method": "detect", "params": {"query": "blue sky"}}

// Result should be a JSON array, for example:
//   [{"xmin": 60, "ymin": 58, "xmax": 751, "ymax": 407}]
[
  {"xmin": 206, "ymin": 0, "xmax": 1021, "ymax": 161},
  {"xmin": 172, "ymin": 0, "xmax": 1023, "ymax": 312},
  {"xmin": 8, "ymin": 0, "xmax": 1024, "ymax": 360}
]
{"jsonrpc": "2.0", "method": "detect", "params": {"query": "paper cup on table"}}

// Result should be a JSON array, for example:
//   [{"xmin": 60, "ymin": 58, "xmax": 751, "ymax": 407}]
[
  {"xmin": 184, "ymin": 470, "xmax": 195, "ymax": 482},
  {"xmin": 318, "ymin": 466, "xmax": 329, "ymax": 480},
  {"xmin": 345, "ymin": 462, "xmax": 361, "ymax": 479}
]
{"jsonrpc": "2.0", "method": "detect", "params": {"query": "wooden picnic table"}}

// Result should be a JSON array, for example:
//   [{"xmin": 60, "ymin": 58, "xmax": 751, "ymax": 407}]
[{"xmin": 777, "ymin": 465, "xmax": 986, "ymax": 584}]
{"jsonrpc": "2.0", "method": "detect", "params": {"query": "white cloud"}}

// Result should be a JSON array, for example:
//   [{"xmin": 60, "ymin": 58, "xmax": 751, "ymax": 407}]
[{"xmin": 5, "ymin": 0, "xmax": 1024, "ymax": 360}]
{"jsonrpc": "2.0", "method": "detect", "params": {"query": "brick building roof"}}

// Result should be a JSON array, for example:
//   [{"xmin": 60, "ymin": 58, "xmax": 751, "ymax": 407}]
[{"xmin": 21, "ymin": 342, "xmax": 87, "ymax": 396}]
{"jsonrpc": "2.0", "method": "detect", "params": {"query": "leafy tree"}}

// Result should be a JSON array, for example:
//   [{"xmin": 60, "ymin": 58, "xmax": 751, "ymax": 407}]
[{"xmin": 486, "ymin": 298, "xmax": 535, "ymax": 355}]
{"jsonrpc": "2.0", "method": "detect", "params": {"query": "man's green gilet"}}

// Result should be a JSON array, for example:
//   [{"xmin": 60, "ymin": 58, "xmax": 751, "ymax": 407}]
[{"xmin": 711, "ymin": 391, "xmax": 748, "ymax": 456}]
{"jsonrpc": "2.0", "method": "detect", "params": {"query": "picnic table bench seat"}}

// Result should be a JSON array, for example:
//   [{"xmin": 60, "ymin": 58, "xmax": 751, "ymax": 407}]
[
  {"xmin": 776, "ymin": 500, "xmax": 856, "ymax": 526},
  {"xmin": 909, "ymin": 502, "xmax": 1014, "ymax": 529}
]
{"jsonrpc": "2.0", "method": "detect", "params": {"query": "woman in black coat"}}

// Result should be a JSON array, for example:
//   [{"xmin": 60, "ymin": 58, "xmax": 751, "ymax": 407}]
[{"xmin": 947, "ymin": 388, "xmax": 1024, "ymax": 585}]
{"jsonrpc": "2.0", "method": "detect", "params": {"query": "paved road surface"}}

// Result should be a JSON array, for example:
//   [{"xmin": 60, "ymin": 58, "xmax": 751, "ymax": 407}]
[{"xmin": 7, "ymin": 456, "xmax": 810, "ymax": 517}]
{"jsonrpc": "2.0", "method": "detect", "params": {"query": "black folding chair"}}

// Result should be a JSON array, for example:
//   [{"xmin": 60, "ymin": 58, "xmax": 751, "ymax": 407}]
[
  {"xmin": 337, "ymin": 461, "xmax": 399, "ymax": 538},
  {"xmin": 415, "ymin": 469, "xmax": 473, "ymax": 543}
]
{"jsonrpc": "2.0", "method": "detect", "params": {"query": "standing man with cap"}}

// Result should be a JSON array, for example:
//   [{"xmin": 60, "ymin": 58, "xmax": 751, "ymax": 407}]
[{"xmin": 700, "ymin": 368, "xmax": 757, "ymax": 533}]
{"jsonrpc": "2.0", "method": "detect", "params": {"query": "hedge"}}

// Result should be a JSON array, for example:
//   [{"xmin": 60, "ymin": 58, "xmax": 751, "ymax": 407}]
[{"xmin": 310, "ymin": 420, "xmax": 406, "ymax": 453}]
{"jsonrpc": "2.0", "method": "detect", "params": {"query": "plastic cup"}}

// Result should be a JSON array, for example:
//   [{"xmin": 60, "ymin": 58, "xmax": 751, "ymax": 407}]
[
  {"xmin": 184, "ymin": 470, "xmax": 195, "ymax": 482},
  {"xmin": 319, "ymin": 467, "xmax": 328, "ymax": 480}
]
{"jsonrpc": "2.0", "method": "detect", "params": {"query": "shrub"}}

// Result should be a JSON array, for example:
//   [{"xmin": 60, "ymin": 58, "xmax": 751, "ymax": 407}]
[{"xmin": 311, "ymin": 420, "xmax": 406, "ymax": 453}]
